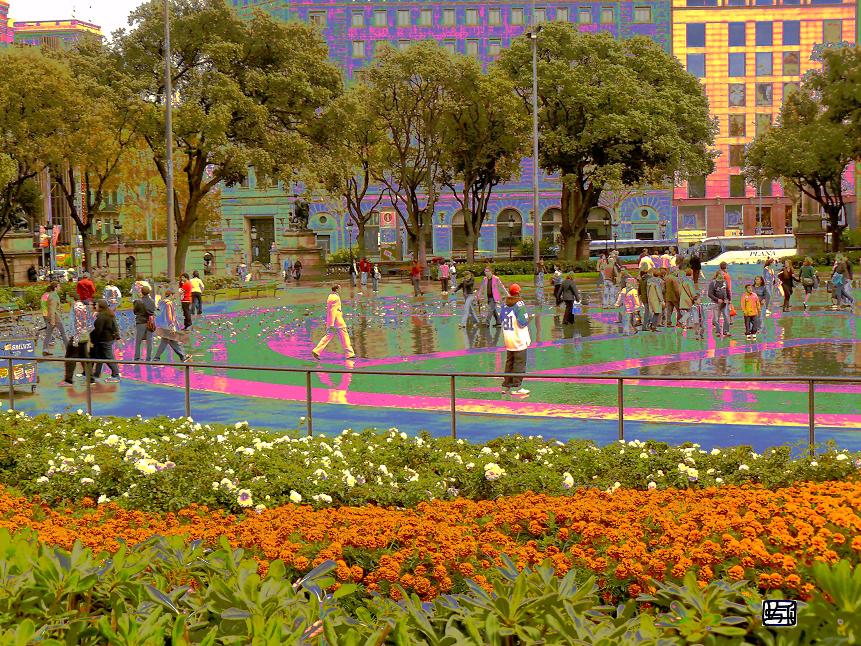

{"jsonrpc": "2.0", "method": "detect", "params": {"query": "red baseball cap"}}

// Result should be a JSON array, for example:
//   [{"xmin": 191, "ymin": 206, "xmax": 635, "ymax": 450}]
[{"xmin": 509, "ymin": 283, "xmax": 521, "ymax": 295}]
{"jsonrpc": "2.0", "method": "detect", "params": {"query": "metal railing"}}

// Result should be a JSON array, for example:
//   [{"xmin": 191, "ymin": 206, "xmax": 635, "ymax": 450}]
[{"xmin": 2, "ymin": 354, "xmax": 859, "ymax": 453}]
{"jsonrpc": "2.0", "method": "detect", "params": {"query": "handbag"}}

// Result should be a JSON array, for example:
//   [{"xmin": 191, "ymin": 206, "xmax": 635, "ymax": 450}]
[
  {"xmin": 146, "ymin": 315, "xmax": 156, "ymax": 332},
  {"xmin": 729, "ymin": 304, "xmax": 737, "ymax": 317},
  {"xmin": 802, "ymin": 277, "xmax": 814, "ymax": 287}
]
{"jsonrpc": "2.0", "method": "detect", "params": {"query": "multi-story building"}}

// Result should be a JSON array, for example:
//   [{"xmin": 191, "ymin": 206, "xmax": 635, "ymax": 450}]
[
  {"xmin": 12, "ymin": 18, "xmax": 101, "ymax": 49},
  {"xmin": 222, "ymin": 1, "xmax": 678, "ymax": 266},
  {"xmin": 673, "ymin": 0, "xmax": 857, "ymax": 244},
  {"xmin": 0, "ymin": 2, "xmax": 13, "ymax": 43}
]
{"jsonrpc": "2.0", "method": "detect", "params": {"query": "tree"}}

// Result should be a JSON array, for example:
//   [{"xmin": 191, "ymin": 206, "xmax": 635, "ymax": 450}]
[
  {"xmin": 312, "ymin": 84, "xmax": 387, "ymax": 259},
  {"xmin": 497, "ymin": 25, "xmax": 716, "ymax": 261},
  {"xmin": 116, "ymin": 0, "xmax": 342, "ymax": 275},
  {"xmin": 46, "ymin": 40, "xmax": 144, "ymax": 273},
  {"xmin": 366, "ymin": 41, "xmax": 457, "ymax": 265},
  {"xmin": 0, "ymin": 48, "xmax": 71, "ymax": 284},
  {"xmin": 441, "ymin": 60, "xmax": 529, "ymax": 262},
  {"xmin": 0, "ymin": 155, "xmax": 14, "ymax": 190},
  {"xmin": 744, "ymin": 78, "xmax": 853, "ymax": 252}
]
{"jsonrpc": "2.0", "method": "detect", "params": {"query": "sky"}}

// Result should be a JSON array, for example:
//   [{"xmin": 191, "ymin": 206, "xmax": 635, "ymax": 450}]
[{"xmin": 7, "ymin": 0, "xmax": 144, "ymax": 37}]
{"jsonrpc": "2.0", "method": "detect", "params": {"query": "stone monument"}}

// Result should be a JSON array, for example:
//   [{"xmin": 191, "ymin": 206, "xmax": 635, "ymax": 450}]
[
  {"xmin": 276, "ymin": 203, "xmax": 324, "ymax": 277},
  {"xmin": 794, "ymin": 195, "xmax": 827, "ymax": 258}
]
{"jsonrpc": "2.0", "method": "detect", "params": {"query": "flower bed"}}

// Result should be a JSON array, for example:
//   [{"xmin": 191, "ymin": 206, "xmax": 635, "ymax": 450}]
[
  {"xmin": 2, "ymin": 410, "xmax": 860, "ymax": 513},
  {"xmin": 2, "ymin": 480, "xmax": 860, "ymax": 603}
]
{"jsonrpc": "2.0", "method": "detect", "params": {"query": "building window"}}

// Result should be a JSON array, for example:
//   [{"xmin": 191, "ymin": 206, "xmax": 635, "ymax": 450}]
[
  {"xmin": 755, "ymin": 83, "xmax": 773, "ymax": 106},
  {"xmin": 489, "ymin": 40, "xmax": 501, "ymax": 58},
  {"xmin": 419, "ymin": 8, "xmax": 432, "ymax": 27},
  {"xmin": 534, "ymin": 7, "xmax": 547, "ymax": 23},
  {"xmin": 308, "ymin": 11, "xmax": 326, "ymax": 27},
  {"xmin": 687, "ymin": 0, "xmax": 718, "ymax": 5},
  {"xmin": 757, "ymin": 181, "xmax": 772, "ymax": 197},
  {"xmin": 756, "ymin": 52, "xmax": 773, "ymax": 76},
  {"xmin": 729, "ymin": 144, "xmax": 745, "ymax": 168},
  {"xmin": 443, "ymin": 39, "xmax": 456, "ymax": 54},
  {"xmin": 729, "ymin": 114, "xmax": 746, "ymax": 137},
  {"xmin": 755, "ymin": 113, "xmax": 772, "ymax": 136},
  {"xmin": 687, "ymin": 54, "xmax": 706, "ymax": 78},
  {"xmin": 728, "ymin": 53, "xmax": 745, "ymax": 77},
  {"xmin": 755, "ymin": 22, "xmax": 772, "ymax": 47},
  {"xmin": 489, "ymin": 8, "xmax": 501, "ymax": 25},
  {"xmin": 556, "ymin": 7, "xmax": 569, "ymax": 21},
  {"xmin": 823, "ymin": 20, "xmax": 842, "ymax": 43},
  {"xmin": 783, "ymin": 51, "xmax": 800, "ymax": 76},
  {"xmin": 728, "ymin": 22, "xmax": 745, "ymax": 47},
  {"xmin": 351, "ymin": 12, "xmax": 364, "ymax": 28},
  {"xmin": 725, "ymin": 204, "xmax": 744, "ymax": 227},
  {"xmin": 729, "ymin": 176, "xmax": 746, "ymax": 198},
  {"xmin": 466, "ymin": 39, "xmax": 479, "ymax": 56},
  {"xmin": 398, "ymin": 39, "xmax": 410, "ymax": 51},
  {"xmin": 686, "ymin": 23, "xmax": 706, "ymax": 48},
  {"xmin": 680, "ymin": 207, "xmax": 706, "ymax": 229},
  {"xmin": 783, "ymin": 82, "xmax": 799, "ymax": 101},
  {"xmin": 351, "ymin": 40, "xmax": 365, "ymax": 58},
  {"xmin": 729, "ymin": 83, "xmax": 745, "ymax": 107},
  {"xmin": 756, "ymin": 0, "xmax": 773, "ymax": 5},
  {"xmin": 688, "ymin": 176, "xmax": 707, "ymax": 199},
  {"xmin": 397, "ymin": 10, "xmax": 410, "ymax": 27},
  {"xmin": 374, "ymin": 10, "xmax": 387, "ymax": 27},
  {"xmin": 466, "ymin": 8, "xmax": 478, "ymax": 25},
  {"xmin": 442, "ymin": 8, "xmax": 455, "ymax": 26},
  {"xmin": 782, "ymin": 0, "xmax": 801, "ymax": 4},
  {"xmin": 578, "ymin": 8, "xmax": 592, "ymax": 24},
  {"xmin": 600, "ymin": 7, "xmax": 615, "ymax": 24},
  {"xmin": 633, "ymin": 6, "xmax": 652, "ymax": 23},
  {"xmin": 783, "ymin": 20, "xmax": 800, "ymax": 46},
  {"xmin": 512, "ymin": 7, "xmax": 525, "ymax": 24}
]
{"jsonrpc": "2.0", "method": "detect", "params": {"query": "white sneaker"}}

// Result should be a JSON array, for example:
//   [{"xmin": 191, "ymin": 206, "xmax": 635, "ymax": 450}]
[{"xmin": 510, "ymin": 388, "xmax": 530, "ymax": 396}]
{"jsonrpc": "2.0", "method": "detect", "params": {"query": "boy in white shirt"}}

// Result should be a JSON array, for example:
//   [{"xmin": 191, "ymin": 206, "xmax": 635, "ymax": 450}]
[
  {"xmin": 499, "ymin": 283, "xmax": 531, "ymax": 396},
  {"xmin": 312, "ymin": 285, "xmax": 355, "ymax": 360}
]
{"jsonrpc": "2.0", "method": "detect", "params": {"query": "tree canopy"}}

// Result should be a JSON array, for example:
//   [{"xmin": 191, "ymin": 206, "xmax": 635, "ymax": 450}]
[{"xmin": 497, "ymin": 24, "xmax": 716, "ymax": 260}]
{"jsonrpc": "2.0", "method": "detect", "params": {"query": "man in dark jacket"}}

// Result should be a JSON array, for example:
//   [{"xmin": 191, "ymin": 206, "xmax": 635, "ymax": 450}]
[
  {"xmin": 560, "ymin": 273, "xmax": 581, "ymax": 325},
  {"xmin": 452, "ymin": 270, "xmax": 478, "ymax": 327},
  {"xmin": 133, "ymin": 285, "xmax": 156, "ymax": 361},
  {"xmin": 638, "ymin": 271, "xmax": 650, "ymax": 326},
  {"xmin": 89, "ymin": 299, "xmax": 120, "ymax": 381},
  {"xmin": 663, "ymin": 269, "xmax": 681, "ymax": 327},
  {"xmin": 689, "ymin": 253, "xmax": 702, "ymax": 288},
  {"xmin": 708, "ymin": 271, "xmax": 731, "ymax": 337}
]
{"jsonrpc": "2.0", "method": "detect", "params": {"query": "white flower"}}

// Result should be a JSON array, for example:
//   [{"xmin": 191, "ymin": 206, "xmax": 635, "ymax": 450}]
[
  {"xmin": 254, "ymin": 504, "xmax": 266, "ymax": 513},
  {"xmin": 236, "ymin": 489, "xmax": 253, "ymax": 508},
  {"xmin": 480, "ymin": 447, "xmax": 492, "ymax": 455},
  {"xmin": 97, "ymin": 494, "xmax": 110, "ymax": 504},
  {"xmin": 289, "ymin": 490, "xmax": 302, "ymax": 504},
  {"xmin": 562, "ymin": 472, "xmax": 574, "ymax": 489},
  {"xmin": 647, "ymin": 481, "xmax": 657, "ymax": 490},
  {"xmin": 134, "ymin": 460, "xmax": 157, "ymax": 475},
  {"xmin": 36, "ymin": 476, "xmax": 49, "ymax": 484},
  {"xmin": 716, "ymin": 477, "xmax": 724, "ymax": 484},
  {"xmin": 80, "ymin": 477, "xmax": 94, "ymax": 485},
  {"xmin": 312, "ymin": 493, "xmax": 333, "ymax": 504},
  {"xmin": 104, "ymin": 434, "xmax": 120, "ymax": 446},
  {"xmin": 639, "ymin": 452, "xmax": 648, "ymax": 459},
  {"xmin": 91, "ymin": 465, "xmax": 101, "ymax": 473},
  {"xmin": 657, "ymin": 470, "xmax": 664, "ymax": 477},
  {"xmin": 738, "ymin": 464, "xmax": 749, "ymax": 471},
  {"xmin": 483, "ymin": 463, "xmax": 505, "ymax": 481},
  {"xmin": 810, "ymin": 461, "xmax": 818, "ymax": 468},
  {"xmin": 343, "ymin": 472, "xmax": 357, "ymax": 488},
  {"xmin": 836, "ymin": 454, "xmax": 848, "ymax": 461},
  {"xmin": 706, "ymin": 468, "xmax": 715, "ymax": 475},
  {"xmin": 211, "ymin": 482, "xmax": 220, "ymax": 491},
  {"xmin": 465, "ymin": 462, "xmax": 474, "ymax": 470},
  {"xmin": 711, "ymin": 448, "xmax": 721, "ymax": 456}
]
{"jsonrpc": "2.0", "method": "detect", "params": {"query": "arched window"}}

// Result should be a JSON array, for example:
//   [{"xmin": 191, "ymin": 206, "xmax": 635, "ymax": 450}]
[
  {"xmin": 541, "ymin": 208, "xmax": 563, "ymax": 244},
  {"xmin": 496, "ymin": 208, "xmax": 522, "ymax": 253},
  {"xmin": 587, "ymin": 207, "xmax": 613, "ymax": 240},
  {"xmin": 451, "ymin": 209, "xmax": 470, "ymax": 252}
]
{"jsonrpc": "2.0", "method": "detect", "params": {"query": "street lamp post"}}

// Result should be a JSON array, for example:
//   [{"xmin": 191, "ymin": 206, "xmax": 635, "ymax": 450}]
[
  {"xmin": 250, "ymin": 225, "xmax": 258, "ymax": 263},
  {"xmin": 612, "ymin": 219, "xmax": 619, "ymax": 251},
  {"xmin": 526, "ymin": 23, "xmax": 542, "ymax": 270},
  {"xmin": 508, "ymin": 213, "xmax": 514, "ymax": 261},
  {"xmin": 164, "ymin": 0, "xmax": 175, "ymax": 282},
  {"xmin": 115, "ymin": 222, "xmax": 123, "ymax": 279},
  {"xmin": 602, "ymin": 215, "xmax": 610, "ymax": 255}
]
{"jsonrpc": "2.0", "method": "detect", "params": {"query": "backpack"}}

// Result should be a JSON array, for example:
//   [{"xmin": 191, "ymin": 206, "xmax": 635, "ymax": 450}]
[{"xmin": 146, "ymin": 314, "xmax": 156, "ymax": 332}]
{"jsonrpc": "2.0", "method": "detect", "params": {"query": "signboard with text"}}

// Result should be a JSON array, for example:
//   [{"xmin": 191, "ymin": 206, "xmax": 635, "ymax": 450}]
[{"xmin": 0, "ymin": 338, "xmax": 37, "ymax": 389}]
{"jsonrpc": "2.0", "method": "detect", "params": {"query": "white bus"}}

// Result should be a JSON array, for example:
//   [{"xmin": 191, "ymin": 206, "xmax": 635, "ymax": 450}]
[{"xmin": 695, "ymin": 235, "xmax": 797, "ymax": 267}]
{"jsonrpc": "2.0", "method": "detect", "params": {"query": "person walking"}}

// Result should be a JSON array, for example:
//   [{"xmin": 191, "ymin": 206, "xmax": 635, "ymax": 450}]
[
  {"xmin": 831, "ymin": 254, "xmax": 855, "ymax": 309},
  {"xmin": 349, "ymin": 258, "xmax": 358, "ymax": 288},
  {"xmin": 679, "ymin": 268, "xmax": 696, "ymax": 328},
  {"xmin": 560, "ymin": 272, "xmax": 581, "ymax": 325},
  {"xmin": 453, "ymin": 270, "xmax": 479, "ymax": 327},
  {"xmin": 76, "ymin": 272, "xmax": 96, "ymax": 322},
  {"xmin": 601, "ymin": 254, "xmax": 618, "ymax": 308},
  {"xmin": 179, "ymin": 273, "xmax": 193, "ymax": 329},
  {"xmin": 312, "ymin": 285, "xmax": 355, "ymax": 360},
  {"xmin": 133, "ymin": 285, "xmax": 156, "ymax": 361},
  {"xmin": 500, "ymin": 283, "xmax": 531, "ymax": 396},
  {"xmin": 60, "ymin": 294, "xmax": 92, "ymax": 386},
  {"xmin": 646, "ymin": 269, "xmax": 665, "ymax": 332},
  {"xmin": 89, "ymin": 300, "xmax": 121, "ymax": 382},
  {"xmin": 551, "ymin": 265, "xmax": 563, "ymax": 307},
  {"xmin": 615, "ymin": 276, "xmax": 641, "ymax": 336},
  {"xmin": 439, "ymin": 259, "xmax": 450, "ymax": 295},
  {"xmin": 535, "ymin": 261, "xmax": 545, "ymax": 303},
  {"xmin": 689, "ymin": 252, "xmax": 702, "ymax": 289},
  {"xmin": 799, "ymin": 258, "xmax": 816, "ymax": 310},
  {"xmin": 740, "ymin": 283, "xmax": 762, "ymax": 340},
  {"xmin": 638, "ymin": 270, "xmax": 650, "ymax": 327},
  {"xmin": 372, "ymin": 263, "xmax": 381, "ymax": 292},
  {"xmin": 752, "ymin": 276, "xmax": 768, "ymax": 331},
  {"xmin": 410, "ymin": 260, "xmax": 423, "ymax": 297},
  {"xmin": 189, "ymin": 270, "xmax": 205, "ymax": 315},
  {"xmin": 762, "ymin": 258, "xmax": 777, "ymax": 315},
  {"xmin": 359, "ymin": 257, "xmax": 370, "ymax": 291},
  {"xmin": 40, "ymin": 283, "xmax": 67, "ymax": 356},
  {"xmin": 708, "ymin": 270, "xmax": 731, "ymax": 337},
  {"xmin": 638, "ymin": 248, "xmax": 655, "ymax": 274},
  {"xmin": 130, "ymin": 276, "xmax": 152, "ymax": 302},
  {"xmin": 292, "ymin": 260, "xmax": 302, "ymax": 282},
  {"xmin": 103, "ymin": 281, "xmax": 122, "ymax": 313},
  {"xmin": 663, "ymin": 268, "xmax": 681, "ymax": 327},
  {"xmin": 153, "ymin": 288, "xmax": 187, "ymax": 363},
  {"xmin": 778, "ymin": 260, "xmax": 798, "ymax": 311},
  {"xmin": 282, "ymin": 256, "xmax": 292, "ymax": 283},
  {"xmin": 478, "ymin": 266, "xmax": 509, "ymax": 326}
]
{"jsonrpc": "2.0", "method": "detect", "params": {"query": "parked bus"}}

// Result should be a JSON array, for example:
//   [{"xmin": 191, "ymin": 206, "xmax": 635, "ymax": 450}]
[
  {"xmin": 588, "ymin": 239, "xmax": 677, "ymax": 264},
  {"xmin": 694, "ymin": 235, "xmax": 797, "ymax": 266}
]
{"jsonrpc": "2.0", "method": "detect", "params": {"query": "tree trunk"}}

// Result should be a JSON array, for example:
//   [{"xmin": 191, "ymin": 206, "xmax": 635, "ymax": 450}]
[
  {"xmin": 355, "ymin": 218, "xmax": 366, "ymax": 258},
  {"xmin": 80, "ymin": 231, "xmax": 91, "ymax": 275},
  {"xmin": 466, "ymin": 235, "xmax": 476, "ymax": 263},
  {"xmin": 826, "ymin": 206, "xmax": 843, "ymax": 252},
  {"xmin": 175, "ymin": 225, "xmax": 192, "ymax": 278},
  {"xmin": 559, "ymin": 184, "xmax": 592, "ymax": 262},
  {"xmin": 0, "ymin": 226, "xmax": 11, "ymax": 286}
]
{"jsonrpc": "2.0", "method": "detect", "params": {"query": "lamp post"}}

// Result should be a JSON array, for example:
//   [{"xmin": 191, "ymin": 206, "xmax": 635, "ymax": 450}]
[
  {"xmin": 602, "ymin": 214, "xmax": 610, "ymax": 255},
  {"xmin": 250, "ymin": 225, "xmax": 258, "ymax": 262},
  {"xmin": 164, "ymin": 0, "xmax": 175, "ymax": 282},
  {"xmin": 526, "ymin": 22, "xmax": 542, "ymax": 270},
  {"xmin": 114, "ymin": 222, "xmax": 123, "ymax": 279},
  {"xmin": 508, "ymin": 213, "xmax": 514, "ymax": 260}
]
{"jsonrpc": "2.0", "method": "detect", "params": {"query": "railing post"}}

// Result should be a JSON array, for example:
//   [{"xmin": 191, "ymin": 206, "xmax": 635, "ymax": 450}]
[
  {"xmin": 808, "ymin": 380, "xmax": 815, "ymax": 456},
  {"xmin": 450, "ymin": 375, "xmax": 457, "ymax": 439},
  {"xmin": 7, "ymin": 357, "xmax": 14, "ymax": 411},
  {"xmin": 305, "ymin": 370, "xmax": 313, "ymax": 437},
  {"xmin": 617, "ymin": 378, "xmax": 624, "ymax": 441},
  {"xmin": 184, "ymin": 364, "xmax": 191, "ymax": 418},
  {"xmin": 84, "ymin": 360, "xmax": 92, "ymax": 415}
]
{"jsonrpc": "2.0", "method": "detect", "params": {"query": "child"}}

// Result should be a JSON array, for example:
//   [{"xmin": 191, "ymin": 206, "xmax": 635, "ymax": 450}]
[
  {"xmin": 614, "ymin": 277, "xmax": 641, "ymax": 336},
  {"xmin": 499, "ymin": 283, "xmax": 531, "ymax": 396},
  {"xmin": 372, "ymin": 264, "xmax": 381, "ymax": 292},
  {"xmin": 688, "ymin": 294, "xmax": 706, "ymax": 340},
  {"xmin": 740, "ymin": 283, "xmax": 762, "ymax": 340}
]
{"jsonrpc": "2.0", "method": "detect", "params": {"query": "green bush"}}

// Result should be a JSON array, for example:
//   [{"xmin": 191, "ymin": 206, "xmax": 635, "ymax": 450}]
[
  {"xmin": 457, "ymin": 259, "xmax": 596, "ymax": 277},
  {"xmin": 326, "ymin": 246, "xmax": 359, "ymax": 265},
  {"xmin": 0, "ymin": 528, "xmax": 858, "ymax": 644},
  {"xmin": 788, "ymin": 251, "xmax": 861, "ymax": 268},
  {"xmin": 1, "ymin": 410, "xmax": 858, "ymax": 513}
]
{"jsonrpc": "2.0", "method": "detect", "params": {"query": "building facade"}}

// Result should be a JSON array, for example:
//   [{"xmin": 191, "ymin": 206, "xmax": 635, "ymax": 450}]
[
  {"xmin": 0, "ymin": 2, "xmax": 13, "ymax": 44},
  {"xmin": 672, "ymin": 0, "xmax": 857, "ymax": 243},
  {"xmin": 221, "ymin": 1, "xmax": 678, "ymax": 264},
  {"xmin": 11, "ymin": 18, "xmax": 102, "ymax": 48}
]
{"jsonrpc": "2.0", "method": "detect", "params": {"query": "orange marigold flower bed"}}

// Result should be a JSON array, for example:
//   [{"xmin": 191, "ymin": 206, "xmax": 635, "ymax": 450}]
[{"xmin": 1, "ymin": 481, "xmax": 859, "ymax": 601}]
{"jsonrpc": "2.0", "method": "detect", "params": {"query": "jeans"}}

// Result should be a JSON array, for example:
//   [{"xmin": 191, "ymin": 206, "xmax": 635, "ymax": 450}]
[
  {"xmin": 502, "ymin": 349, "xmax": 527, "ymax": 389},
  {"xmin": 622, "ymin": 312, "xmax": 636, "ymax": 335},
  {"xmin": 553, "ymin": 284, "xmax": 562, "ymax": 306},
  {"xmin": 678, "ymin": 308, "xmax": 690, "ymax": 327},
  {"xmin": 602, "ymin": 280, "xmax": 617, "ymax": 308},
  {"xmin": 713, "ymin": 303, "xmax": 731, "ymax": 335},
  {"xmin": 134, "ymin": 323, "xmax": 154, "ymax": 361},
  {"xmin": 665, "ymin": 301, "xmax": 680, "ymax": 326},
  {"xmin": 649, "ymin": 312, "xmax": 661, "ymax": 330},
  {"xmin": 191, "ymin": 293, "xmax": 203, "ymax": 315},
  {"xmin": 155, "ymin": 338, "xmax": 185, "ymax": 362},
  {"xmin": 440, "ymin": 278, "xmax": 448, "ymax": 293},
  {"xmin": 461, "ymin": 293, "xmax": 479, "ymax": 326},
  {"xmin": 744, "ymin": 315, "xmax": 758, "ymax": 335},
  {"xmin": 350, "ymin": 273, "xmax": 356, "ymax": 287},
  {"xmin": 360, "ymin": 272, "xmax": 367, "ymax": 286},
  {"xmin": 90, "ymin": 341, "xmax": 119, "ymax": 378},
  {"xmin": 485, "ymin": 298, "xmax": 500, "ymax": 325},
  {"xmin": 42, "ymin": 316, "xmax": 68, "ymax": 352},
  {"xmin": 63, "ymin": 340, "xmax": 89, "ymax": 383},
  {"xmin": 412, "ymin": 277, "xmax": 422, "ymax": 296},
  {"xmin": 312, "ymin": 326, "xmax": 355, "ymax": 358}
]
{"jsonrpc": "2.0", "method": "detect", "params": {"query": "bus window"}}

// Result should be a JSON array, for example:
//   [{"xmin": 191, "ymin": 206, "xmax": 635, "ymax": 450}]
[{"xmin": 701, "ymin": 242, "xmax": 723, "ymax": 261}]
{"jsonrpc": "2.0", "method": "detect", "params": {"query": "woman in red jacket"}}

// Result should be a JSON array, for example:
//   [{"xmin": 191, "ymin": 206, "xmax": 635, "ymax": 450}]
[{"xmin": 179, "ymin": 273, "xmax": 193, "ymax": 329}]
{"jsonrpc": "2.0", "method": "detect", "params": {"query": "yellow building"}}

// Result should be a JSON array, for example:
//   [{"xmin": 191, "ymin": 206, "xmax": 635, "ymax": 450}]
[{"xmin": 673, "ymin": 0, "xmax": 857, "ymax": 239}]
